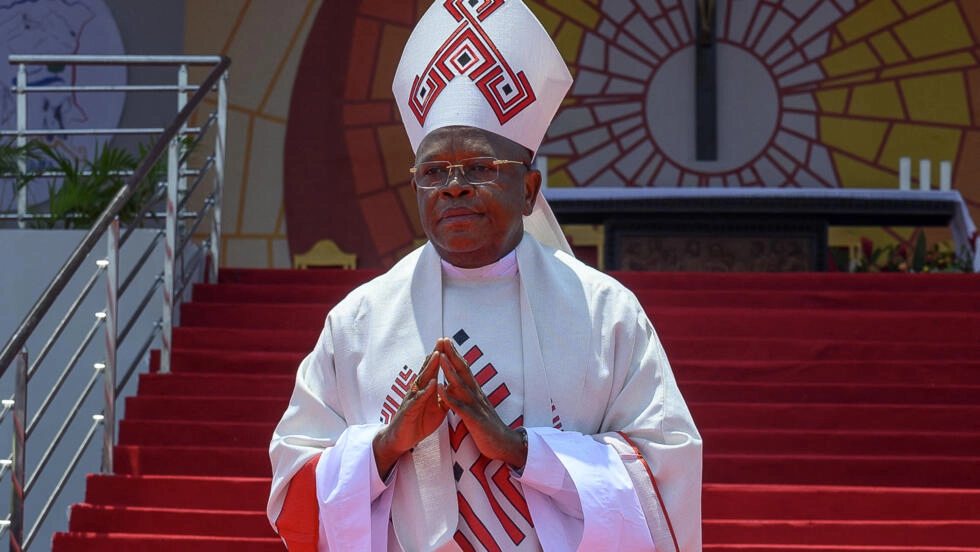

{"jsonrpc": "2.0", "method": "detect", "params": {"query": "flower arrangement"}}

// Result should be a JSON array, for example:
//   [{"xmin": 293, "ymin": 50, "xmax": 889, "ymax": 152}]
[{"xmin": 847, "ymin": 233, "xmax": 973, "ymax": 273}]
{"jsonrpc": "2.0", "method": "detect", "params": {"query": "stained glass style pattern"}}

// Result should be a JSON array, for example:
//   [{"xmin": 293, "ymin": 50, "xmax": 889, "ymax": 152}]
[{"xmin": 532, "ymin": 0, "xmax": 978, "ymax": 197}]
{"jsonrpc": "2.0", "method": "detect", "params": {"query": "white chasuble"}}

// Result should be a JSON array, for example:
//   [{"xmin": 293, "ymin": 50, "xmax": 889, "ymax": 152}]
[{"xmin": 268, "ymin": 234, "xmax": 702, "ymax": 552}]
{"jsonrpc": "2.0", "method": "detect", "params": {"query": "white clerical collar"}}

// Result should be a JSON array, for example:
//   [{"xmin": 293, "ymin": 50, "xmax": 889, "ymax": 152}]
[{"xmin": 441, "ymin": 249, "xmax": 518, "ymax": 279}]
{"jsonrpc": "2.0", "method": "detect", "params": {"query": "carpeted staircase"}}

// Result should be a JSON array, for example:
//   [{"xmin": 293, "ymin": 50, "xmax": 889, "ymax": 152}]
[{"xmin": 52, "ymin": 268, "xmax": 980, "ymax": 550}]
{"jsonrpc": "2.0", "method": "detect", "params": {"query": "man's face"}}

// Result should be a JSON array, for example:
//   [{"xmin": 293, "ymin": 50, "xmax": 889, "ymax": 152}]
[{"xmin": 413, "ymin": 126, "xmax": 540, "ymax": 268}]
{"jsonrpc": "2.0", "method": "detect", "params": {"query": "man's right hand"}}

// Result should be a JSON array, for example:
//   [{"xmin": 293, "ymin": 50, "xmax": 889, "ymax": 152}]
[{"xmin": 373, "ymin": 351, "xmax": 447, "ymax": 478}]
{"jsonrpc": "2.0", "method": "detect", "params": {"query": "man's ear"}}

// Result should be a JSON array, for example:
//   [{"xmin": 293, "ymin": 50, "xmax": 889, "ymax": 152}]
[{"xmin": 523, "ymin": 169, "xmax": 542, "ymax": 215}]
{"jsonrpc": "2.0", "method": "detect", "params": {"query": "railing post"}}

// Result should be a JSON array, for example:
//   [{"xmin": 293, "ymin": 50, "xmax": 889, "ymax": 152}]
[
  {"xmin": 177, "ymin": 64, "xmax": 189, "ymax": 193},
  {"xmin": 209, "ymin": 72, "xmax": 227, "ymax": 284},
  {"xmin": 9, "ymin": 349, "xmax": 27, "ymax": 552},
  {"xmin": 15, "ymin": 63, "xmax": 27, "ymax": 230},
  {"xmin": 101, "ymin": 218, "xmax": 119, "ymax": 474},
  {"xmin": 176, "ymin": 64, "xmax": 190, "ymax": 290},
  {"xmin": 162, "ymin": 137, "xmax": 179, "ymax": 374}
]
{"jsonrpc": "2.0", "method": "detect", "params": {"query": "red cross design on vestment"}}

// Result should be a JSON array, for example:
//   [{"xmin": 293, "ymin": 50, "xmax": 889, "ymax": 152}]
[{"xmin": 409, "ymin": 0, "xmax": 537, "ymax": 126}]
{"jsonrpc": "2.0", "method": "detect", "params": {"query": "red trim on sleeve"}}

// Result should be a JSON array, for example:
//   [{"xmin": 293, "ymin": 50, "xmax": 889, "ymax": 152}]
[
  {"xmin": 275, "ymin": 454, "xmax": 321, "ymax": 551},
  {"xmin": 616, "ymin": 431, "xmax": 680, "ymax": 552}
]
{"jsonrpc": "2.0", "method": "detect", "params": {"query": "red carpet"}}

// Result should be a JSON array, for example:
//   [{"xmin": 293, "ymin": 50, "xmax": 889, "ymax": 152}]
[{"xmin": 51, "ymin": 268, "xmax": 980, "ymax": 550}]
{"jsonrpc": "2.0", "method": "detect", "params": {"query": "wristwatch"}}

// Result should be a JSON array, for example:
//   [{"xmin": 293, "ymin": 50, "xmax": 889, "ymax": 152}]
[{"xmin": 516, "ymin": 427, "xmax": 528, "ymax": 452}]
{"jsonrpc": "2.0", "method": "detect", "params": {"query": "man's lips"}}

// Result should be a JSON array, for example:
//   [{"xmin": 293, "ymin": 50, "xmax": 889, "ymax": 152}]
[{"xmin": 438, "ymin": 207, "xmax": 482, "ymax": 223}]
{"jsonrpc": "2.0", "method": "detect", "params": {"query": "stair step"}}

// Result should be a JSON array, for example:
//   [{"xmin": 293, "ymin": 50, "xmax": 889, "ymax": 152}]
[
  {"xmin": 51, "ymin": 532, "xmax": 283, "ymax": 552},
  {"xmin": 702, "ymin": 519, "xmax": 980, "ymax": 547},
  {"xmin": 608, "ymin": 271, "xmax": 980, "ymax": 293},
  {"xmin": 119, "ymin": 420, "xmax": 275, "ymax": 448},
  {"xmin": 84, "ymin": 474, "xmax": 271, "ymax": 510},
  {"xmin": 67, "ymin": 504, "xmax": 276, "ymax": 538},
  {"xmin": 703, "ymin": 483, "xmax": 980, "ymax": 520},
  {"xmin": 114, "ymin": 445, "xmax": 270, "ymax": 477},
  {"xmin": 666, "ymin": 338, "xmax": 980, "ymax": 363},
  {"xmin": 219, "ymin": 267, "xmax": 381, "ymax": 286},
  {"xmin": 702, "ymin": 428, "xmax": 980, "ymax": 457},
  {"xmin": 193, "ymin": 282, "xmax": 355, "ymax": 304},
  {"xmin": 194, "ymin": 283, "xmax": 980, "ymax": 312},
  {"xmin": 125, "ymin": 396, "xmax": 286, "ymax": 423},
  {"xmin": 634, "ymin": 289, "xmax": 980, "ymax": 312},
  {"xmin": 702, "ymin": 545, "xmax": 980, "ymax": 551},
  {"xmin": 216, "ymin": 269, "xmax": 980, "ymax": 293},
  {"xmin": 174, "ymin": 330, "xmax": 980, "ymax": 365},
  {"xmin": 652, "ymin": 308, "xmax": 980, "ymax": 343},
  {"xmin": 705, "ymin": 453, "xmax": 980, "ymax": 488},
  {"xmin": 170, "ymin": 349, "xmax": 305, "ymax": 375},
  {"xmin": 174, "ymin": 327, "xmax": 319, "ymax": 352},
  {"xmin": 690, "ymin": 402, "xmax": 980, "ymax": 432},
  {"xmin": 180, "ymin": 303, "xmax": 980, "ymax": 343},
  {"xmin": 180, "ymin": 303, "xmax": 332, "ymax": 330},
  {"xmin": 115, "ymin": 443, "xmax": 980, "ymax": 487},
  {"xmin": 215, "ymin": 269, "xmax": 980, "ymax": 295},
  {"xmin": 681, "ymin": 381, "xmax": 980, "ymax": 405},
  {"xmin": 138, "ymin": 373, "xmax": 295, "ymax": 397},
  {"xmin": 672, "ymin": 358, "xmax": 980, "ymax": 384}
]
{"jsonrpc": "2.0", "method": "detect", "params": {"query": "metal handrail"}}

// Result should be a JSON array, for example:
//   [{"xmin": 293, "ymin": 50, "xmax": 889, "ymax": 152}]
[
  {"xmin": 176, "ymin": 245, "xmax": 208, "ymax": 302},
  {"xmin": 116, "ymin": 321, "xmax": 162, "ymax": 396},
  {"xmin": 0, "ymin": 55, "xmax": 230, "ymax": 378},
  {"xmin": 8, "ymin": 54, "xmax": 224, "ymax": 65},
  {"xmin": 119, "ymin": 231, "xmax": 166, "ymax": 296},
  {"xmin": 25, "ymin": 368, "xmax": 101, "ymax": 495},
  {"xmin": 177, "ymin": 157, "xmax": 217, "ymax": 213},
  {"xmin": 23, "ymin": 417, "xmax": 101, "ymax": 550},
  {"xmin": 0, "ymin": 127, "xmax": 203, "ymax": 137},
  {"xmin": 181, "ymin": 114, "xmax": 220, "ymax": 165},
  {"xmin": 25, "ymin": 317, "xmax": 103, "ymax": 437},
  {"xmin": 27, "ymin": 269, "xmax": 103, "ymax": 377},
  {"xmin": 0, "ymin": 53, "xmax": 230, "ymax": 550},
  {"xmin": 0, "ymin": 210, "xmax": 200, "ymax": 222},
  {"xmin": 119, "ymin": 277, "xmax": 164, "ymax": 345},
  {"xmin": 0, "ymin": 168, "xmax": 204, "ymax": 178},
  {"xmin": 119, "ymin": 184, "xmax": 169, "ymax": 246},
  {"xmin": 11, "ymin": 85, "xmax": 198, "ymax": 93}
]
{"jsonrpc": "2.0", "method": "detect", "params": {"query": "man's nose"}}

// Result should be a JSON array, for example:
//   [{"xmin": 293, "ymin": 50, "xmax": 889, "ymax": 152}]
[{"xmin": 440, "ymin": 173, "xmax": 473, "ymax": 197}]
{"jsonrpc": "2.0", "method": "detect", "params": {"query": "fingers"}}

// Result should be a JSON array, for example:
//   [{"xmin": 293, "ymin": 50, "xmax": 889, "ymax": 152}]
[
  {"xmin": 436, "ymin": 338, "xmax": 475, "ymax": 385},
  {"xmin": 437, "ymin": 342, "xmax": 485, "ymax": 418},
  {"xmin": 407, "ymin": 377, "xmax": 436, "ymax": 408},
  {"xmin": 414, "ymin": 377, "xmax": 438, "ymax": 401},
  {"xmin": 412, "ymin": 351, "xmax": 439, "ymax": 393},
  {"xmin": 436, "ymin": 386, "xmax": 455, "ymax": 416}
]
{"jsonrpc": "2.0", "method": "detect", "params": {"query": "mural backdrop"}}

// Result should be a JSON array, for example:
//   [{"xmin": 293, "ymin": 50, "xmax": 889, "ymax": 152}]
[{"xmin": 190, "ymin": 0, "xmax": 980, "ymax": 269}]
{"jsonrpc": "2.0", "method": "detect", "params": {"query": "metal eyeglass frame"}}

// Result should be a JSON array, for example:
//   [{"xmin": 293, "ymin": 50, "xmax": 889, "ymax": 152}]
[{"xmin": 409, "ymin": 157, "xmax": 527, "ymax": 190}]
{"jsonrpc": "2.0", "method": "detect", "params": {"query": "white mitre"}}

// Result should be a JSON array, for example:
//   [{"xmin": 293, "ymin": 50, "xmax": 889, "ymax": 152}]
[{"xmin": 392, "ymin": 0, "xmax": 574, "ymax": 255}]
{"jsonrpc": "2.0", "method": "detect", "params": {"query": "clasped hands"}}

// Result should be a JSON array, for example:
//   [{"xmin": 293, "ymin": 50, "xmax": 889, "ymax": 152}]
[{"xmin": 373, "ymin": 337, "xmax": 527, "ymax": 479}]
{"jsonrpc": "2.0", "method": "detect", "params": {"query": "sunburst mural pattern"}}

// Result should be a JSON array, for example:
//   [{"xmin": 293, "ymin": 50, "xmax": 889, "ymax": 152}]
[{"xmin": 536, "ymin": 0, "xmax": 978, "ymax": 194}]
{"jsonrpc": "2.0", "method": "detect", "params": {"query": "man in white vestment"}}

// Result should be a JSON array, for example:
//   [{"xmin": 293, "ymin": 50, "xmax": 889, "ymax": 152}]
[{"xmin": 268, "ymin": 1, "xmax": 702, "ymax": 551}]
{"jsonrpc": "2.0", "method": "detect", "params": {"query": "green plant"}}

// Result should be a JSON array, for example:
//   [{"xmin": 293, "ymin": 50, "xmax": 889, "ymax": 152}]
[
  {"xmin": 0, "ymin": 139, "xmax": 46, "ymax": 197},
  {"xmin": 2, "ymin": 138, "xmax": 166, "ymax": 229}
]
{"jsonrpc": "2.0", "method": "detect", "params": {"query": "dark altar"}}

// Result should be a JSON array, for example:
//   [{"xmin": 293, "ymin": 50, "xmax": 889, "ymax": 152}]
[{"xmin": 545, "ymin": 188, "xmax": 965, "ymax": 272}]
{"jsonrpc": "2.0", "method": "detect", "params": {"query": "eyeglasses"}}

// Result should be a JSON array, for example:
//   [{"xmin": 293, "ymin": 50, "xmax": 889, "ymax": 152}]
[{"xmin": 410, "ymin": 157, "xmax": 527, "ymax": 190}]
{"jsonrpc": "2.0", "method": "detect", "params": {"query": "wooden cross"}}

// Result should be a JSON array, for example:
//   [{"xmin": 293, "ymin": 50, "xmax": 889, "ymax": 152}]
[{"xmin": 696, "ymin": 0, "xmax": 717, "ymax": 161}]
